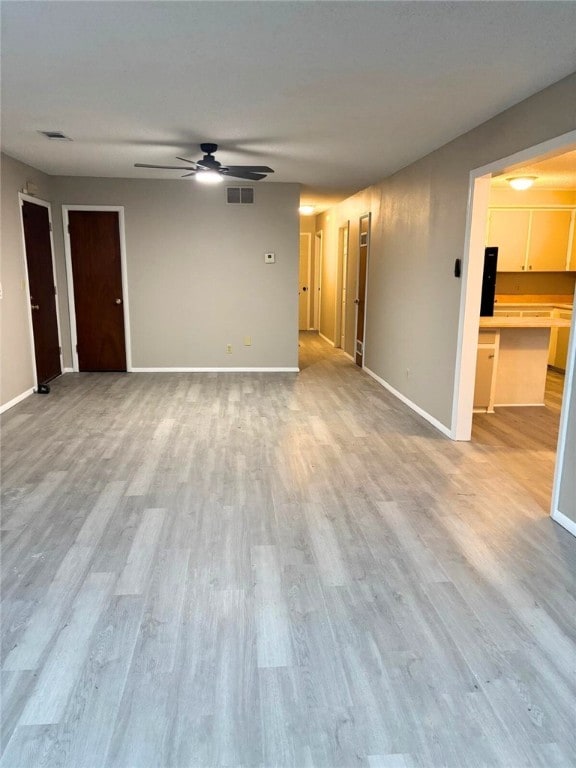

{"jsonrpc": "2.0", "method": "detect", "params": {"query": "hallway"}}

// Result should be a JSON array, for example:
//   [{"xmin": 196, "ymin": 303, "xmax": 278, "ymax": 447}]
[{"xmin": 2, "ymin": 332, "xmax": 576, "ymax": 767}]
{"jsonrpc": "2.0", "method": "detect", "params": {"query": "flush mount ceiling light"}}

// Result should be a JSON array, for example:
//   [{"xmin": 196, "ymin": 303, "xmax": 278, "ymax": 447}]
[
  {"xmin": 195, "ymin": 169, "xmax": 223, "ymax": 184},
  {"xmin": 299, "ymin": 205, "xmax": 316, "ymax": 215},
  {"xmin": 507, "ymin": 176, "xmax": 537, "ymax": 190}
]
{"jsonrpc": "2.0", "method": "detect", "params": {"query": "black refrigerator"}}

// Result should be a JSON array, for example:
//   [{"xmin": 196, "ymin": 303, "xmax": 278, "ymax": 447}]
[{"xmin": 480, "ymin": 247, "xmax": 498, "ymax": 317}]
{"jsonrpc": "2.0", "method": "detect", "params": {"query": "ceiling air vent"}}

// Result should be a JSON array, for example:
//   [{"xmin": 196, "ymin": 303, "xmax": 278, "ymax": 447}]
[
  {"xmin": 226, "ymin": 187, "xmax": 254, "ymax": 204},
  {"xmin": 39, "ymin": 130, "xmax": 72, "ymax": 141}
]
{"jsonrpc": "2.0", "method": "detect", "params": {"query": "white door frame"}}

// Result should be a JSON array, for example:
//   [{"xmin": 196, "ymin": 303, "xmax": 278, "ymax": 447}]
[
  {"xmin": 356, "ymin": 213, "xmax": 371, "ymax": 366},
  {"xmin": 62, "ymin": 205, "xmax": 132, "ymax": 372},
  {"xmin": 452, "ymin": 129, "xmax": 576, "ymax": 441},
  {"xmin": 314, "ymin": 231, "xmax": 323, "ymax": 332},
  {"xmin": 18, "ymin": 193, "xmax": 64, "ymax": 388},
  {"xmin": 299, "ymin": 232, "xmax": 312, "ymax": 330},
  {"xmin": 335, "ymin": 222, "xmax": 349, "ymax": 349},
  {"xmin": 551, "ymin": 284, "xmax": 576, "ymax": 537}
]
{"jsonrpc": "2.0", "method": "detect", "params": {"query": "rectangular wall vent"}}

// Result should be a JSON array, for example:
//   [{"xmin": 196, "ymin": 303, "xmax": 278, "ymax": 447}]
[
  {"xmin": 227, "ymin": 187, "xmax": 254, "ymax": 204},
  {"xmin": 39, "ymin": 130, "xmax": 72, "ymax": 141}
]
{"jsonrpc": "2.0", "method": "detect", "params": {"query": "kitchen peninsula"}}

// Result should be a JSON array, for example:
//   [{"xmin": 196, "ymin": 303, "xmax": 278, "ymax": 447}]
[{"xmin": 474, "ymin": 309, "xmax": 572, "ymax": 412}]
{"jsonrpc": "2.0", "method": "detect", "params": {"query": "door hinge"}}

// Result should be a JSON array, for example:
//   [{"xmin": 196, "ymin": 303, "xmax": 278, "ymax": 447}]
[
  {"xmin": 67, "ymin": 224, "xmax": 71, "ymax": 233},
  {"xmin": 54, "ymin": 285, "xmax": 57, "ymax": 295},
  {"xmin": 59, "ymin": 346, "xmax": 62, "ymax": 354},
  {"xmin": 49, "ymin": 222, "xmax": 53, "ymax": 232},
  {"xmin": 76, "ymin": 344, "xmax": 78, "ymax": 352}
]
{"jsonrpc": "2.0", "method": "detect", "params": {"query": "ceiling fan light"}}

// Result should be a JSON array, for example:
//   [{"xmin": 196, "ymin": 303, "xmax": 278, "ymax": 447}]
[
  {"xmin": 507, "ymin": 176, "xmax": 536, "ymax": 190},
  {"xmin": 196, "ymin": 170, "xmax": 223, "ymax": 184}
]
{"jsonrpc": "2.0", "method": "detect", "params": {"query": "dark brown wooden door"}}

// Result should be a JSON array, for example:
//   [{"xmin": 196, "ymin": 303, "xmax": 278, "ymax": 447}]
[
  {"xmin": 68, "ymin": 211, "xmax": 127, "ymax": 371},
  {"xmin": 22, "ymin": 200, "xmax": 62, "ymax": 384},
  {"xmin": 355, "ymin": 214, "xmax": 370, "ymax": 366}
]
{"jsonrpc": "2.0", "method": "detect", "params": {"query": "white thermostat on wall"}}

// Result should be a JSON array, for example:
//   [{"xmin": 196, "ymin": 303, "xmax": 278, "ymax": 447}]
[{"xmin": 264, "ymin": 252, "xmax": 275, "ymax": 264}]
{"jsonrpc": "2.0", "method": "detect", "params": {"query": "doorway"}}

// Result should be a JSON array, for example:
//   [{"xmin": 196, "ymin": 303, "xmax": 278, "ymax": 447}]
[
  {"xmin": 299, "ymin": 233, "xmax": 312, "ymax": 330},
  {"xmin": 355, "ymin": 214, "xmax": 370, "ymax": 366},
  {"xmin": 335, "ymin": 223, "xmax": 349, "ymax": 349},
  {"xmin": 19, "ymin": 195, "xmax": 62, "ymax": 386},
  {"xmin": 454, "ymin": 132, "xmax": 576, "ymax": 536},
  {"xmin": 63, "ymin": 206, "xmax": 131, "ymax": 372},
  {"xmin": 313, "ymin": 231, "xmax": 323, "ymax": 331}
]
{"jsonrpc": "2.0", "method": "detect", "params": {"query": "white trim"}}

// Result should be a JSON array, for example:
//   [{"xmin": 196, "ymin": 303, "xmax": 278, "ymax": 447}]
[
  {"xmin": 493, "ymin": 402, "xmax": 546, "ymax": 408},
  {"xmin": 314, "ymin": 230, "xmax": 323, "ymax": 333},
  {"xmin": 319, "ymin": 332, "xmax": 335, "ymax": 347},
  {"xmin": 364, "ymin": 366, "xmax": 453, "ymax": 439},
  {"xmin": 342, "ymin": 351, "xmax": 355, "ymax": 363},
  {"xmin": 551, "ymin": 510, "xmax": 576, "ymax": 539},
  {"xmin": 355, "ymin": 213, "xmax": 371, "ymax": 365},
  {"xmin": 63, "ymin": 367, "xmax": 74, "ymax": 373},
  {"xmin": 0, "ymin": 388, "xmax": 35, "ymax": 414},
  {"xmin": 18, "ymin": 194, "xmax": 64, "ymax": 387},
  {"xmin": 551, "ymin": 282, "xmax": 576, "ymax": 537},
  {"xmin": 299, "ymin": 232, "xmax": 312, "ymax": 330},
  {"xmin": 130, "ymin": 367, "xmax": 300, "ymax": 373},
  {"xmin": 62, "ymin": 205, "xmax": 133, "ymax": 372},
  {"xmin": 452, "ymin": 129, "xmax": 576, "ymax": 441}
]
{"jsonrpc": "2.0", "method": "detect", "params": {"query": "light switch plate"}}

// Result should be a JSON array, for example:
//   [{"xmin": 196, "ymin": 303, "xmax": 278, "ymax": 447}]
[{"xmin": 264, "ymin": 252, "xmax": 275, "ymax": 264}]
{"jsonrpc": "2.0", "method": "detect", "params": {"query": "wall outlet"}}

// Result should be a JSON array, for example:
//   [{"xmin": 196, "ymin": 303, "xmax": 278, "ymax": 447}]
[
  {"xmin": 264, "ymin": 252, "xmax": 275, "ymax": 264},
  {"xmin": 226, "ymin": 344, "xmax": 232, "ymax": 354},
  {"xmin": 244, "ymin": 336, "xmax": 252, "ymax": 346}
]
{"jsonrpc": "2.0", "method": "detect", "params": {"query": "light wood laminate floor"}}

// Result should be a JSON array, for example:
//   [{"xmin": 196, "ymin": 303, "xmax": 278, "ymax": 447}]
[{"xmin": 1, "ymin": 333, "xmax": 575, "ymax": 768}]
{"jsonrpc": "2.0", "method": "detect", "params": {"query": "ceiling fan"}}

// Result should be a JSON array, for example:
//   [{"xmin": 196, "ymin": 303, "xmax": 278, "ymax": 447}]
[{"xmin": 135, "ymin": 143, "xmax": 274, "ymax": 182}]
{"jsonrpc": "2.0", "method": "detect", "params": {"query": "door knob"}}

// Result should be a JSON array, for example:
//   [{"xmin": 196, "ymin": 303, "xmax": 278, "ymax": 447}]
[
  {"xmin": 354, "ymin": 299, "xmax": 360, "ymax": 305},
  {"xmin": 31, "ymin": 304, "xmax": 40, "ymax": 310},
  {"xmin": 115, "ymin": 298, "xmax": 123, "ymax": 305}
]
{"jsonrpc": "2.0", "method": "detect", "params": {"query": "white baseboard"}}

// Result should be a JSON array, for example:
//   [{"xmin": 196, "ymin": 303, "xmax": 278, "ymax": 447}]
[
  {"xmin": 0, "ymin": 387, "xmax": 34, "ymax": 414},
  {"xmin": 130, "ymin": 367, "xmax": 299, "ymax": 373},
  {"xmin": 494, "ymin": 402, "xmax": 545, "ymax": 408},
  {"xmin": 551, "ymin": 509, "xmax": 576, "ymax": 538},
  {"xmin": 318, "ymin": 332, "xmax": 335, "ymax": 347},
  {"xmin": 363, "ymin": 366, "xmax": 453, "ymax": 439},
  {"xmin": 342, "ymin": 351, "xmax": 355, "ymax": 362},
  {"xmin": 63, "ymin": 367, "xmax": 74, "ymax": 373}
]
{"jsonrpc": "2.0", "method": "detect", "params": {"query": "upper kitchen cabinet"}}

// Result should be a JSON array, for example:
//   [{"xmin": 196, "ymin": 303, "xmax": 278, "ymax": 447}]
[
  {"xmin": 571, "ymin": 219, "xmax": 576, "ymax": 271},
  {"xmin": 529, "ymin": 210, "xmax": 573, "ymax": 271},
  {"xmin": 487, "ymin": 207, "xmax": 576, "ymax": 272},
  {"xmin": 486, "ymin": 209, "xmax": 530, "ymax": 271}
]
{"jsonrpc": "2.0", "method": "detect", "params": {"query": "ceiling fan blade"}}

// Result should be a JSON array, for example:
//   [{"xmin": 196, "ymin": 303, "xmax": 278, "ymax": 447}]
[
  {"xmin": 221, "ymin": 169, "xmax": 267, "ymax": 181},
  {"xmin": 135, "ymin": 163, "xmax": 194, "ymax": 170},
  {"xmin": 175, "ymin": 156, "xmax": 197, "ymax": 165},
  {"xmin": 196, "ymin": 159, "xmax": 219, "ymax": 169},
  {"xmin": 224, "ymin": 166, "xmax": 274, "ymax": 174}
]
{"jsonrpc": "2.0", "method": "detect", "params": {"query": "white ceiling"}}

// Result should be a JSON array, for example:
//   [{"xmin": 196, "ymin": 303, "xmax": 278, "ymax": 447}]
[
  {"xmin": 492, "ymin": 149, "xmax": 576, "ymax": 190},
  {"xmin": 2, "ymin": 1, "xmax": 576, "ymax": 209}
]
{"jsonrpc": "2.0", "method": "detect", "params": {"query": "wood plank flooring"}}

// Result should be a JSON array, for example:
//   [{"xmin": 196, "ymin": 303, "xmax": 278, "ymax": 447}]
[{"xmin": 1, "ymin": 332, "xmax": 575, "ymax": 767}]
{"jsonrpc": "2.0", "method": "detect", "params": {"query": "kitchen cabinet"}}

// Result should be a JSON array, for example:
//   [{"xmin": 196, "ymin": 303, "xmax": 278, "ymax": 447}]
[
  {"xmin": 486, "ymin": 209, "xmax": 530, "ymax": 272},
  {"xmin": 487, "ymin": 207, "xmax": 576, "ymax": 272},
  {"xmin": 549, "ymin": 308, "xmax": 573, "ymax": 371},
  {"xmin": 571, "ymin": 223, "xmax": 576, "ymax": 271},
  {"xmin": 474, "ymin": 331, "xmax": 498, "ymax": 412},
  {"xmin": 529, "ymin": 210, "xmax": 573, "ymax": 271}
]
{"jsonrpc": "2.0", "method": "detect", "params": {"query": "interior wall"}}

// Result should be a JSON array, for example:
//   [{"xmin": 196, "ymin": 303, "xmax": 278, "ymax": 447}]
[
  {"xmin": 0, "ymin": 154, "xmax": 56, "ymax": 406},
  {"xmin": 49, "ymin": 178, "xmax": 300, "ymax": 369},
  {"xmin": 319, "ymin": 72, "xmax": 576, "ymax": 429}
]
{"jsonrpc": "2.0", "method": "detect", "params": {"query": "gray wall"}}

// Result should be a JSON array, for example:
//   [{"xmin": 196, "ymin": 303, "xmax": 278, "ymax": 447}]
[
  {"xmin": 50, "ymin": 177, "xmax": 299, "ymax": 369},
  {"xmin": 1, "ymin": 170, "xmax": 299, "ymax": 405},
  {"xmin": 317, "ymin": 72, "xmax": 576, "ymax": 429},
  {"xmin": 0, "ymin": 154, "xmax": 55, "ymax": 405}
]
